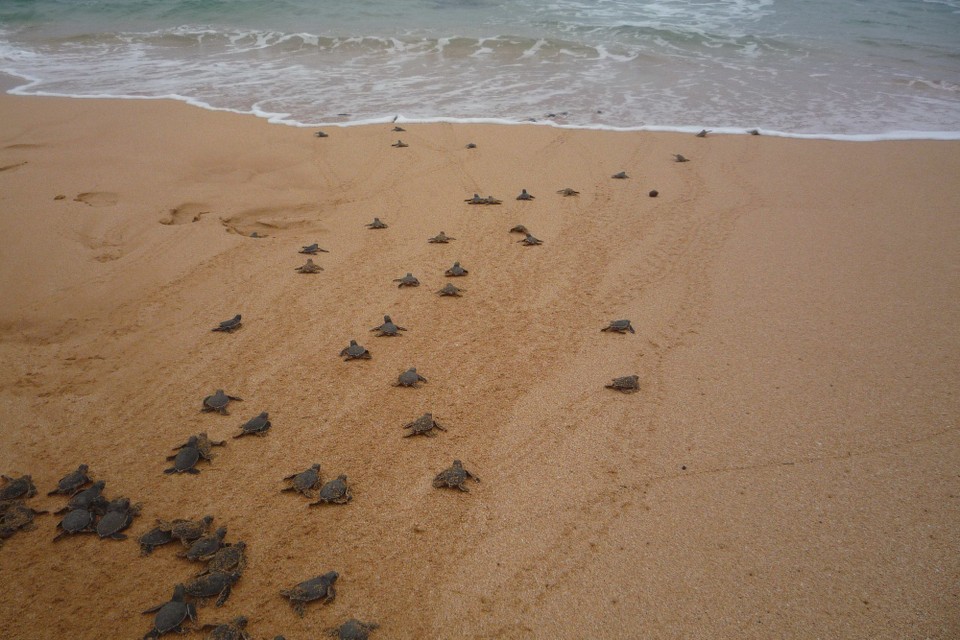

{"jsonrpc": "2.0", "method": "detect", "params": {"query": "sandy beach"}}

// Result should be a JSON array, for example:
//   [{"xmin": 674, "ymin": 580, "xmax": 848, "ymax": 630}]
[{"xmin": 0, "ymin": 92, "xmax": 958, "ymax": 639}]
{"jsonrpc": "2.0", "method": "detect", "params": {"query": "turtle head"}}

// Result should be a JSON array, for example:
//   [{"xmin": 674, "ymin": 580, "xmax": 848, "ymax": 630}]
[
  {"xmin": 172, "ymin": 584, "xmax": 186, "ymax": 601},
  {"xmin": 233, "ymin": 541, "xmax": 247, "ymax": 551},
  {"xmin": 214, "ymin": 526, "xmax": 227, "ymax": 539},
  {"xmin": 201, "ymin": 515, "xmax": 214, "ymax": 526},
  {"xmin": 349, "ymin": 339, "xmax": 357, "ymax": 346},
  {"xmin": 108, "ymin": 497, "xmax": 130, "ymax": 511},
  {"xmin": 453, "ymin": 261, "xmax": 461, "ymax": 267},
  {"xmin": 233, "ymin": 616, "xmax": 248, "ymax": 628},
  {"xmin": 383, "ymin": 315, "xmax": 391, "ymax": 322},
  {"xmin": 452, "ymin": 459, "xmax": 463, "ymax": 468},
  {"xmin": 337, "ymin": 474, "xmax": 348, "ymax": 482},
  {"xmin": 324, "ymin": 570, "xmax": 340, "ymax": 582},
  {"xmin": 186, "ymin": 436, "xmax": 199, "ymax": 446},
  {"xmin": 235, "ymin": 314, "xmax": 241, "ymax": 321},
  {"xmin": 259, "ymin": 411, "xmax": 269, "ymax": 419},
  {"xmin": 311, "ymin": 463, "xmax": 322, "ymax": 471},
  {"xmin": 77, "ymin": 464, "xmax": 89, "ymax": 473},
  {"xmin": 410, "ymin": 367, "xmax": 417, "ymax": 372},
  {"xmin": 91, "ymin": 480, "xmax": 107, "ymax": 491}
]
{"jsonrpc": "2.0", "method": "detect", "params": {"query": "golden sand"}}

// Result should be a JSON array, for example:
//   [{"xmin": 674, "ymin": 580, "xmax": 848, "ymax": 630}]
[{"xmin": 0, "ymin": 93, "xmax": 958, "ymax": 639}]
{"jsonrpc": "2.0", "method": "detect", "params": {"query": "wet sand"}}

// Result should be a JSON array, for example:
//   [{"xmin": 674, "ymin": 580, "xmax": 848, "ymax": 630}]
[{"xmin": 0, "ymin": 93, "xmax": 958, "ymax": 639}]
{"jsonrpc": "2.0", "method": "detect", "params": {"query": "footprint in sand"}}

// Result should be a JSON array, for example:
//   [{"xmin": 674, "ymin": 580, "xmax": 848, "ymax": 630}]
[
  {"xmin": 74, "ymin": 192, "xmax": 119, "ymax": 207},
  {"xmin": 0, "ymin": 161, "xmax": 28, "ymax": 173},
  {"xmin": 159, "ymin": 203, "xmax": 210, "ymax": 225}
]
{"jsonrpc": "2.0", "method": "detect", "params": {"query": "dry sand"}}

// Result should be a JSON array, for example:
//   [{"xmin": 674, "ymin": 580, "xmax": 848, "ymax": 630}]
[{"xmin": 0, "ymin": 91, "xmax": 958, "ymax": 639}]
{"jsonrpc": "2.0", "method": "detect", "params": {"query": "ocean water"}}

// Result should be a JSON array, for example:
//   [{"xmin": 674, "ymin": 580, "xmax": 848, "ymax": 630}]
[{"xmin": 1, "ymin": 0, "xmax": 959, "ymax": 138}]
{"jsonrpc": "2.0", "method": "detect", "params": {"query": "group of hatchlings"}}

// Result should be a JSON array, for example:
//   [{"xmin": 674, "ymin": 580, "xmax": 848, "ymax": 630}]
[{"xmin": 0, "ymin": 125, "xmax": 665, "ymax": 639}]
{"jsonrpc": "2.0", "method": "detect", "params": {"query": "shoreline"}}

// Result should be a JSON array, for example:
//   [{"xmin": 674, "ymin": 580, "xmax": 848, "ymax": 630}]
[
  {"xmin": 4, "ymin": 72, "xmax": 960, "ymax": 141},
  {"xmin": 0, "ymin": 91, "xmax": 957, "ymax": 639}
]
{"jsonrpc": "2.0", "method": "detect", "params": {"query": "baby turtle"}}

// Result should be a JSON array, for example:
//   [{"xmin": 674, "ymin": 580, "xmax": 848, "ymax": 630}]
[
  {"xmin": 281, "ymin": 571, "xmax": 339, "ymax": 616},
  {"xmin": 518, "ymin": 233, "xmax": 543, "ymax": 246},
  {"xmin": 0, "ymin": 474, "xmax": 36, "ymax": 503},
  {"xmin": 173, "ymin": 432, "xmax": 225, "ymax": 461},
  {"xmin": 54, "ymin": 480, "xmax": 107, "ymax": 515},
  {"xmin": 201, "ymin": 617, "xmax": 251, "ymax": 640},
  {"xmin": 393, "ymin": 273, "xmax": 420, "ymax": 288},
  {"xmin": 142, "ymin": 584, "xmax": 196, "ymax": 640},
  {"xmin": 0, "ymin": 500, "xmax": 47, "ymax": 540},
  {"xmin": 138, "ymin": 527, "xmax": 175, "ymax": 556},
  {"xmin": 695, "ymin": 129, "xmax": 710, "ymax": 137},
  {"xmin": 601, "ymin": 319, "xmax": 635, "ymax": 334},
  {"xmin": 97, "ymin": 497, "xmax": 141, "ymax": 540},
  {"xmin": 465, "ymin": 142, "xmax": 477, "ymax": 149},
  {"xmin": 300, "ymin": 243, "xmax": 329, "ymax": 255},
  {"xmin": 296, "ymin": 258, "xmax": 324, "ymax": 273},
  {"xmin": 605, "ymin": 375, "xmax": 640, "ymax": 393},
  {"xmin": 673, "ymin": 154, "xmax": 689, "ymax": 163},
  {"xmin": 428, "ymin": 231, "xmax": 455, "ymax": 243},
  {"xmin": 212, "ymin": 315, "xmax": 242, "ymax": 333},
  {"xmin": 165, "ymin": 437, "xmax": 203, "ymax": 474},
  {"xmin": 556, "ymin": 188, "xmax": 580, "ymax": 196},
  {"xmin": 370, "ymin": 315, "xmax": 407, "ymax": 337},
  {"xmin": 391, "ymin": 140, "xmax": 408, "ymax": 148},
  {"xmin": 403, "ymin": 412, "xmax": 446, "ymax": 437},
  {"xmin": 433, "ymin": 460, "xmax": 480, "ymax": 492},
  {"xmin": 202, "ymin": 389, "xmax": 243, "ymax": 415},
  {"xmin": 483, "ymin": 195, "xmax": 502, "ymax": 205},
  {"xmin": 392, "ymin": 126, "xmax": 406, "ymax": 132},
  {"xmin": 516, "ymin": 189, "xmax": 535, "ymax": 201},
  {"xmin": 366, "ymin": 217, "xmax": 388, "ymax": 229},
  {"xmin": 249, "ymin": 231, "xmax": 266, "ymax": 238},
  {"xmin": 437, "ymin": 283, "xmax": 464, "ymax": 297},
  {"xmin": 198, "ymin": 541, "xmax": 247, "ymax": 576},
  {"xmin": 184, "ymin": 570, "xmax": 241, "ymax": 607},
  {"xmin": 649, "ymin": 190, "xmax": 659, "ymax": 197},
  {"xmin": 509, "ymin": 224, "xmax": 529, "ymax": 234},
  {"xmin": 233, "ymin": 412, "xmax": 271, "ymax": 438},
  {"xmin": 158, "ymin": 514, "xmax": 214, "ymax": 546},
  {"xmin": 747, "ymin": 128, "xmax": 760, "ymax": 135},
  {"xmin": 48, "ymin": 464, "xmax": 92, "ymax": 496},
  {"xmin": 445, "ymin": 261, "xmax": 468, "ymax": 277},
  {"xmin": 282, "ymin": 464, "xmax": 323, "ymax": 497},
  {"xmin": 394, "ymin": 367, "xmax": 427, "ymax": 388},
  {"xmin": 310, "ymin": 475, "xmax": 352, "ymax": 505},
  {"xmin": 612, "ymin": 171, "xmax": 628, "ymax": 179},
  {"xmin": 340, "ymin": 339, "xmax": 371, "ymax": 360},
  {"xmin": 329, "ymin": 619, "xmax": 379, "ymax": 640},
  {"xmin": 53, "ymin": 507, "xmax": 97, "ymax": 541},
  {"xmin": 314, "ymin": 131, "xmax": 329, "ymax": 138},
  {"xmin": 464, "ymin": 193, "xmax": 485, "ymax": 205},
  {"xmin": 179, "ymin": 526, "xmax": 228, "ymax": 561}
]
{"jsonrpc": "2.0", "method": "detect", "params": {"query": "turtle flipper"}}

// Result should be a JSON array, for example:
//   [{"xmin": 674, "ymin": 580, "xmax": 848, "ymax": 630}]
[
  {"xmin": 163, "ymin": 467, "xmax": 178, "ymax": 474},
  {"xmin": 215, "ymin": 585, "xmax": 232, "ymax": 607},
  {"xmin": 187, "ymin": 468, "xmax": 201, "ymax": 475}
]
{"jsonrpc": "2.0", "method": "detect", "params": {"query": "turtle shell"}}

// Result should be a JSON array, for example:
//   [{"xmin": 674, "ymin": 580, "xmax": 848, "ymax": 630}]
[
  {"xmin": 139, "ymin": 527, "xmax": 174, "ymax": 555},
  {"xmin": 60, "ymin": 508, "xmax": 94, "ymax": 533}
]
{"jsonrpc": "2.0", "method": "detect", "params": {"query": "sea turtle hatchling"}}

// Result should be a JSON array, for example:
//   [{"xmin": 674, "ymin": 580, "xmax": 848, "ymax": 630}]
[
  {"xmin": 464, "ymin": 193, "xmax": 485, "ymax": 205},
  {"xmin": 433, "ymin": 460, "xmax": 480, "ymax": 492},
  {"xmin": 340, "ymin": 340, "xmax": 371, "ymax": 360},
  {"xmin": 54, "ymin": 480, "xmax": 107, "ymax": 515},
  {"xmin": 138, "ymin": 527, "xmax": 175, "ymax": 556},
  {"xmin": 518, "ymin": 233, "xmax": 543, "ymax": 246},
  {"xmin": 445, "ymin": 261, "xmax": 468, "ymax": 277},
  {"xmin": 695, "ymin": 129, "xmax": 710, "ymax": 137},
  {"xmin": 157, "ymin": 515, "xmax": 214, "ymax": 546},
  {"xmin": 516, "ymin": 189, "xmax": 535, "ymax": 201},
  {"xmin": 437, "ymin": 283, "xmax": 464, "ymax": 297},
  {"xmin": 97, "ymin": 497, "xmax": 141, "ymax": 540},
  {"xmin": 198, "ymin": 541, "xmax": 247, "ymax": 576},
  {"xmin": 184, "ymin": 570, "xmax": 241, "ymax": 607},
  {"xmin": 295, "ymin": 258, "xmax": 324, "ymax": 273},
  {"xmin": 428, "ymin": 231, "xmax": 455, "ymax": 243},
  {"xmin": 179, "ymin": 526, "xmax": 228, "ymax": 562},
  {"xmin": 173, "ymin": 432, "xmax": 225, "ymax": 461},
  {"xmin": 612, "ymin": 171, "xmax": 629, "ymax": 179},
  {"xmin": 281, "ymin": 572, "xmax": 339, "ymax": 616},
  {"xmin": 201, "ymin": 616, "xmax": 252, "ymax": 640},
  {"xmin": 509, "ymin": 225, "xmax": 529, "ymax": 234},
  {"xmin": 366, "ymin": 217, "xmax": 388, "ymax": 229},
  {"xmin": 403, "ymin": 413, "xmax": 446, "ymax": 437},
  {"xmin": 0, "ymin": 474, "xmax": 36, "ymax": 503},
  {"xmin": 314, "ymin": 131, "xmax": 328, "ymax": 138},
  {"xmin": 673, "ymin": 154, "xmax": 690, "ymax": 163},
  {"xmin": 202, "ymin": 389, "xmax": 243, "ymax": 415},
  {"xmin": 747, "ymin": 128, "xmax": 760, "ymax": 135},
  {"xmin": 393, "ymin": 273, "xmax": 420, "ymax": 288},
  {"xmin": 482, "ymin": 195, "xmax": 502, "ymax": 205},
  {"xmin": 329, "ymin": 619, "xmax": 379, "ymax": 640},
  {"xmin": 53, "ymin": 507, "xmax": 97, "ymax": 541},
  {"xmin": 601, "ymin": 319, "xmax": 635, "ymax": 334},
  {"xmin": 391, "ymin": 139, "xmax": 408, "ymax": 148},
  {"xmin": 556, "ymin": 188, "xmax": 580, "ymax": 196},
  {"xmin": 370, "ymin": 315, "xmax": 407, "ymax": 336},
  {"xmin": 465, "ymin": 142, "xmax": 477, "ymax": 149},
  {"xmin": 142, "ymin": 584, "xmax": 196, "ymax": 640},
  {"xmin": 281, "ymin": 464, "xmax": 323, "ymax": 497},
  {"xmin": 310, "ymin": 476, "xmax": 352, "ymax": 505},
  {"xmin": 0, "ymin": 500, "xmax": 47, "ymax": 540},
  {"xmin": 605, "ymin": 375, "xmax": 640, "ymax": 393},
  {"xmin": 394, "ymin": 368, "xmax": 427, "ymax": 388},
  {"xmin": 212, "ymin": 315, "xmax": 242, "ymax": 333},
  {"xmin": 299, "ymin": 243, "xmax": 329, "ymax": 255},
  {"xmin": 48, "ymin": 464, "xmax": 92, "ymax": 496},
  {"xmin": 233, "ymin": 412, "xmax": 271, "ymax": 438},
  {"xmin": 392, "ymin": 126, "xmax": 405, "ymax": 132},
  {"xmin": 165, "ymin": 437, "xmax": 203, "ymax": 474}
]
